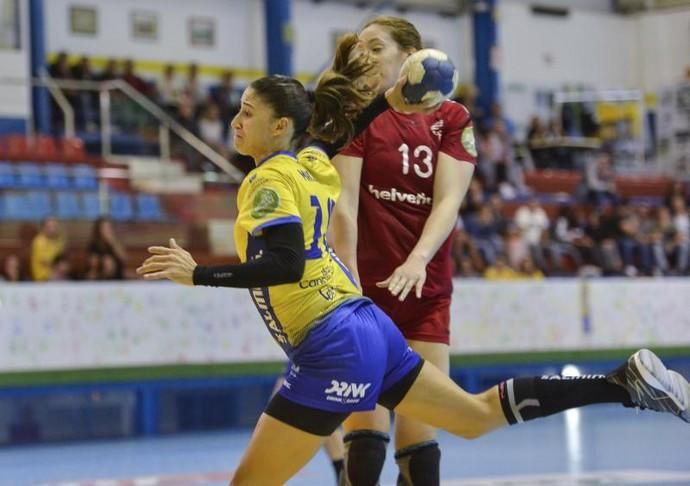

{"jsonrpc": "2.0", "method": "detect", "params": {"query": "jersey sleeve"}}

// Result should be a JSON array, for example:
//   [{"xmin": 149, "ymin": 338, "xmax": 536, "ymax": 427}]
[
  {"xmin": 236, "ymin": 168, "xmax": 302, "ymax": 236},
  {"xmin": 338, "ymin": 130, "xmax": 366, "ymax": 158},
  {"xmin": 439, "ymin": 103, "xmax": 477, "ymax": 164}
]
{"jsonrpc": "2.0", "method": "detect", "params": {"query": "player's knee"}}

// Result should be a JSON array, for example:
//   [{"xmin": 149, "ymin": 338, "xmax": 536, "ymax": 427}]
[
  {"xmin": 395, "ymin": 440, "xmax": 441, "ymax": 486},
  {"xmin": 342, "ymin": 430, "xmax": 389, "ymax": 486}
]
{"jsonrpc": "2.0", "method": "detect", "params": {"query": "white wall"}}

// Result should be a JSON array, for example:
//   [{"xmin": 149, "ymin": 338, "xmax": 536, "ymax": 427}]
[
  {"xmin": 0, "ymin": 0, "xmax": 31, "ymax": 120},
  {"xmin": 293, "ymin": 0, "xmax": 473, "ymax": 83},
  {"xmin": 45, "ymin": 0, "xmax": 266, "ymax": 72},
  {"xmin": 45, "ymin": 0, "xmax": 472, "ymax": 82},
  {"xmin": 633, "ymin": 7, "xmax": 690, "ymax": 92},
  {"xmin": 499, "ymin": 1, "xmax": 638, "ymax": 90}
]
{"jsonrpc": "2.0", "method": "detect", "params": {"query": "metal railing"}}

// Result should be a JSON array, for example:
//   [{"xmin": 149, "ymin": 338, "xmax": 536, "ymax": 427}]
[{"xmin": 0, "ymin": 74, "xmax": 244, "ymax": 183}]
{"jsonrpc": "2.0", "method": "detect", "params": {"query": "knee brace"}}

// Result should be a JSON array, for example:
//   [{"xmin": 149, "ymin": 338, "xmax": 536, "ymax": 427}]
[
  {"xmin": 341, "ymin": 430, "xmax": 390, "ymax": 486},
  {"xmin": 395, "ymin": 440, "xmax": 441, "ymax": 486}
]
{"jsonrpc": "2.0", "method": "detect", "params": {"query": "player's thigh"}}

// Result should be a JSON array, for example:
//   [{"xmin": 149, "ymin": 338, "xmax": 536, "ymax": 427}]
[
  {"xmin": 323, "ymin": 427, "xmax": 345, "ymax": 460},
  {"xmin": 394, "ymin": 340, "xmax": 450, "ymax": 449},
  {"xmin": 231, "ymin": 413, "xmax": 324, "ymax": 486},
  {"xmin": 342, "ymin": 404, "xmax": 391, "ymax": 434},
  {"xmin": 393, "ymin": 361, "xmax": 507, "ymax": 440}
]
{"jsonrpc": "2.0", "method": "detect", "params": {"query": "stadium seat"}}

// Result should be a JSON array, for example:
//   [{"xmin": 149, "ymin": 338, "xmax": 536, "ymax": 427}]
[
  {"xmin": 5, "ymin": 135, "xmax": 31, "ymax": 160},
  {"xmin": 0, "ymin": 161, "xmax": 16, "ymax": 188},
  {"xmin": 44, "ymin": 163, "xmax": 71, "ymax": 190},
  {"xmin": 1, "ymin": 193, "xmax": 26, "ymax": 220},
  {"xmin": 16, "ymin": 163, "xmax": 46, "ymax": 189},
  {"xmin": 82, "ymin": 192, "xmax": 102, "ymax": 220},
  {"xmin": 55, "ymin": 191, "xmax": 83, "ymax": 219},
  {"xmin": 72, "ymin": 164, "xmax": 98, "ymax": 190},
  {"xmin": 25, "ymin": 191, "xmax": 53, "ymax": 220},
  {"xmin": 109, "ymin": 192, "xmax": 134, "ymax": 221},
  {"xmin": 34, "ymin": 136, "xmax": 59, "ymax": 161},
  {"xmin": 135, "ymin": 193, "xmax": 165, "ymax": 221},
  {"xmin": 61, "ymin": 137, "xmax": 87, "ymax": 163}
]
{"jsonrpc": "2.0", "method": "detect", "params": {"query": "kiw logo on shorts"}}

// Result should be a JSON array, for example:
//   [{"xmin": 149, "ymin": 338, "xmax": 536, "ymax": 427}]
[{"xmin": 324, "ymin": 380, "xmax": 372, "ymax": 404}]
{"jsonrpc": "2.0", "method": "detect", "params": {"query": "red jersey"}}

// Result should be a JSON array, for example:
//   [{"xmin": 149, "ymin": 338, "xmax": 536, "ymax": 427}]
[{"xmin": 340, "ymin": 101, "xmax": 476, "ymax": 298}]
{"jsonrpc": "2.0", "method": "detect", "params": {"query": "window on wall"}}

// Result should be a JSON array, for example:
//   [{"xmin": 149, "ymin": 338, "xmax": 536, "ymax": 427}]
[{"xmin": 0, "ymin": 0, "xmax": 20, "ymax": 50}]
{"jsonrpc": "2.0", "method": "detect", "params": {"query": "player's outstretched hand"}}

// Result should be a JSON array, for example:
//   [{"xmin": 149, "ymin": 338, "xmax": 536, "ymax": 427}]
[
  {"xmin": 385, "ymin": 75, "xmax": 442, "ymax": 115},
  {"xmin": 376, "ymin": 254, "xmax": 427, "ymax": 301},
  {"xmin": 136, "ymin": 238, "xmax": 197, "ymax": 286}
]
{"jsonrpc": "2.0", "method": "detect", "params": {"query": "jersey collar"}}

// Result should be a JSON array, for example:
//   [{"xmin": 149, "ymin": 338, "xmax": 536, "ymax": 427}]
[{"xmin": 257, "ymin": 150, "xmax": 296, "ymax": 167}]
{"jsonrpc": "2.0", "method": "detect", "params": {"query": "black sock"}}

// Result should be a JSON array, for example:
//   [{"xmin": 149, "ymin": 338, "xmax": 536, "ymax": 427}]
[
  {"xmin": 331, "ymin": 458, "xmax": 344, "ymax": 483},
  {"xmin": 498, "ymin": 372, "xmax": 634, "ymax": 425}
]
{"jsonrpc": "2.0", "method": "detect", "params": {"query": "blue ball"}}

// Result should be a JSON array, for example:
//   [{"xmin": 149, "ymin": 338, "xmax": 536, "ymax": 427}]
[{"xmin": 400, "ymin": 49, "xmax": 458, "ymax": 105}]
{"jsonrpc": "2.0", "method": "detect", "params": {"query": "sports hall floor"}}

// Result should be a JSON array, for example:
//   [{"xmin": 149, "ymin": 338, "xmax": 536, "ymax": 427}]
[{"xmin": 2, "ymin": 405, "xmax": 688, "ymax": 486}]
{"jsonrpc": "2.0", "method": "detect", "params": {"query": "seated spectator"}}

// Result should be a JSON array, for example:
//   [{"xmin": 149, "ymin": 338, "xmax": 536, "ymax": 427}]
[
  {"xmin": 452, "ymin": 219, "xmax": 484, "ymax": 276},
  {"xmin": 31, "ymin": 217, "xmax": 66, "ymax": 282},
  {"xmin": 173, "ymin": 94, "xmax": 202, "ymax": 171},
  {"xmin": 49, "ymin": 253, "xmax": 72, "ymax": 281},
  {"xmin": 504, "ymin": 224, "xmax": 529, "ymax": 270},
  {"xmin": 467, "ymin": 205, "xmax": 503, "ymax": 266},
  {"xmin": 585, "ymin": 150, "xmax": 618, "ymax": 207},
  {"xmin": 584, "ymin": 208, "xmax": 623, "ymax": 276},
  {"xmin": 198, "ymin": 102, "xmax": 228, "ymax": 155},
  {"xmin": 98, "ymin": 58, "xmax": 119, "ymax": 81},
  {"xmin": 549, "ymin": 205, "xmax": 586, "ymax": 272},
  {"xmin": 484, "ymin": 254, "xmax": 520, "ymax": 280},
  {"xmin": 71, "ymin": 55, "xmax": 98, "ymax": 130},
  {"xmin": 664, "ymin": 181, "xmax": 690, "ymax": 208},
  {"xmin": 460, "ymin": 178, "xmax": 485, "ymax": 218},
  {"xmin": 122, "ymin": 59, "xmax": 149, "ymax": 94},
  {"xmin": 670, "ymin": 195, "xmax": 690, "ymax": 274},
  {"xmin": 1, "ymin": 254, "xmax": 25, "ymax": 282},
  {"xmin": 87, "ymin": 217, "xmax": 126, "ymax": 280},
  {"xmin": 183, "ymin": 62, "xmax": 205, "ymax": 108},
  {"xmin": 212, "ymin": 70, "xmax": 241, "ymax": 122},
  {"xmin": 48, "ymin": 51, "xmax": 70, "ymax": 79},
  {"xmin": 158, "ymin": 63, "xmax": 183, "ymax": 113},
  {"xmin": 517, "ymin": 255, "xmax": 544, "ymax": 280},
  {"xmin": 514, "ymin": 197, "xmax": 550, "ymax": 270},
  {"xmin": 654, "ymin": 206, "xmax": 688, "ymax": 275}
]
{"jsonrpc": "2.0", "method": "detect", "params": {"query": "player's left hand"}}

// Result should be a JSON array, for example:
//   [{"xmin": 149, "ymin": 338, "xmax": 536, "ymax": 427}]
[
  {"xmin": 136, "ymin": 238, "xmax": 197, "ymax": 286},
  {"xmin": 376, "ymin": 254, "xmax": 427, "ymax": 301}
]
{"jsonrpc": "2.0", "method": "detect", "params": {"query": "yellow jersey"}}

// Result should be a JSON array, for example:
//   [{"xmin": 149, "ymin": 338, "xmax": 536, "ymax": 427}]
[{"xmin": 234, "ymin": 147, "xmax": 361, "ymax": 352}]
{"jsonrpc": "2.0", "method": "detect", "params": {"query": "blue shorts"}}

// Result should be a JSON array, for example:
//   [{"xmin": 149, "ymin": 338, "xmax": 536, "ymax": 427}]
[{"xmin": 277, "ymin": 298, "xmax": 423, "ymax": 413}]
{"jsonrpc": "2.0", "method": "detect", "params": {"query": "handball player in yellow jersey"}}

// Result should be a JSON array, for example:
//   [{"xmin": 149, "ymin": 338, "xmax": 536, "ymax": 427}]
[{"xmin": 138, "ymin": 37, "xmax": 690, "ymax": 486}]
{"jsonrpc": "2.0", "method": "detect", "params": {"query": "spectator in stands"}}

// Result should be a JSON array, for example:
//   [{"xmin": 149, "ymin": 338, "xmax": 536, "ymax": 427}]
[
  {"xmin": 467, "ymin": 205, "xmax": 503, "ymax": 266},
  {"xmin": 483, "ymin": 253, "xmax": 520, "ymax": 280},
  {"xmin": 526, "ymin": 116, "xmax": 549, "ymax": 169},
  {"xmin": 212, "ymin": 70, "xmax": 241, "ymax": 118},
  {"xmin": 670, "ymin": 195, "xmax": 690, "ymax": 274},
  {"xmin": 488, "ymin": 194, "xmax": 509, "ymax": 237},
  {"xmin": 585, "ymin": 150, "xmax": 618, "ymax": 207},
  {"xmin": 452, "ymin": 223, "xmax": 484, "ymax": 277},
  {"xmin": 71, "ymin": 56, "xmax": 98, "ymax": 131},
  {"xmin": 198, "ymin": 102, "xmax": 229, "ymax": 157},
  {"xmin": 514, "ymin": 197, "xmax": 550, "ymax": 270},
  {"xmin": 517, "ymin": 255, "xmax": 544, "ymax": 279},
  {"xmin": 485, "ymin": 102, "xmax": 516, "ymax": 138},
  {"xmin": 460, "ymin": 178, "xmax": 485, "ymax": 218},
  {"xmin": 184, "ymin": 62, "xmax": 205, "ymax": 108},
  {"xmin": 1, "ymin": 254, "xmax": 24, "ymax": 282},
  {"xmin": 97, "ymin": 58, "xmax": 119, "ymax": 81},
  {"xmin": 87, "ymin": 217, "xmax": 126, "ymax": 280},
  {"xmin": 655, "ymin": 206, "xmax": 688, "ymax": 275},
  {"xmin": 48, "ymin": 51, "xmax": 70, "ymax": 79},
  {"xmin": 173, "ymin": 94, "xmax": 202, "ymax": 171},
  {"xmin": 504, "ymin": 224, "xmax": 529, "ymax": 270},
  {"xmin": 585, "ymin": 208, "xmax": 623, "ymax": 276},
  {"xmin": 665, "ymin": 181, "xmax": 690, "ymax": 208},
  {"xmin": 549, "ymin": 204, "xmax": 585, "ymax": 272},
  {"xmin": 158, "ymin": 63, "xmax": 182, "ymax": 113},
  {"xmin": 122, "ymin": 59, "xmax": 149, "ymax": 94},
  {"xmin": 30, "ymin": 217, "xmax": 66, "ymax": 282},
  {"xmin": 49, "ymin": 253, "xmax": 72, "ymax": 281}
]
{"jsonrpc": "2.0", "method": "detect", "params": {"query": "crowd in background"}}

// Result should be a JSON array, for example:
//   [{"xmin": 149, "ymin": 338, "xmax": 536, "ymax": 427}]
[{"xmin": 3, "ymin": 54, "xmax": 688, "ymax": 282}]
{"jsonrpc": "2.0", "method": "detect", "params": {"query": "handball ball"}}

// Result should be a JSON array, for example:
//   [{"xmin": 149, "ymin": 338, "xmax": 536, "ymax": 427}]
[{"xmin": 400, "ymin": 48, "xmax": 459, "ymax": 105}]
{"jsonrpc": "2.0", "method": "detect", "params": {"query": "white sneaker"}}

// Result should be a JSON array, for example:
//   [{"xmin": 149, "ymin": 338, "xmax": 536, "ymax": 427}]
[{"xmin": 607, "ymin": 348, "xmax": 690, "ymax": 423}]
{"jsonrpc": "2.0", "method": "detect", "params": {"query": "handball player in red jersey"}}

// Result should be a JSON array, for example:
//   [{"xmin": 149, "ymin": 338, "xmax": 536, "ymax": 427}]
[{"xmin": 332, "ymin": 16, "xmax": 477, "ymax": 485}]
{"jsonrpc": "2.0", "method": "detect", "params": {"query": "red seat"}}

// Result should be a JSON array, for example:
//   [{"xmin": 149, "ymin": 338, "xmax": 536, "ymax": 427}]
[
  {"xmin": 60, "ymin": 137, "xmax": 87, "ymax": 163},
  {"xmin": 5, "ymin": 135, "xmax": 32, "ymax": 160},
  {"xmin": 34, "ymin": 135, "xmax": 59, "ymax": 161}
]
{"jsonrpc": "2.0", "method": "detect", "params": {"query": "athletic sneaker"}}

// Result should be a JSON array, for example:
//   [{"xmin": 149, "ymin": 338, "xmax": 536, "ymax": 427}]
[{"xmin": 607, "ymin": 348, "xmax": 690, "ymax": 423}]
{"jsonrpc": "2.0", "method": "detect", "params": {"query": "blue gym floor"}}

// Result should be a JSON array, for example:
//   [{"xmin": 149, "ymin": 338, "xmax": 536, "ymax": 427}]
[{"xmin": 2, "ymin": 405, "xmax": 689, "ymax": 486}]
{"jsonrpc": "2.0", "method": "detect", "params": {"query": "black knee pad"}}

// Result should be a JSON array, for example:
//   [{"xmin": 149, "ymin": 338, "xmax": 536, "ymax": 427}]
[
  {"xmin": 395, "ymin": 440, "xmax": 441, "ymax": 486},
  {"xmin": 341, "ymin": 430, "xmax": 390, "ymax": 486}
]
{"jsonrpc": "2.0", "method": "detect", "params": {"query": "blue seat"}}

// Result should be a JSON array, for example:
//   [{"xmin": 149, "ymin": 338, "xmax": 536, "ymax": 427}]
[
  {"xmin": 1, "ymin": 193, "xmax": 26, "ymax": 220},
  {"xmin": 0, "ymin": 162, "xmax": 16, "ymax": 189},
  {"xmin": 25, "ymin": 191, "xmax": 53, "ymax": 220},
  {"xmin": 55, "ymin": 191, "xmax": 83, "ymax": 219},
  {"xmin": 135, "ymin": 193, "xmax": 164, "ymax": 221},
  {"xmin": 16, "ymin": 163, "xmax": 46, "ymax": 189},
  {"xmin": 81, "ymin": 192, "xmax": 102, "ymax": 220},
  {"xmin": 109, "ymin": 192, "xmax": 133, "ymax": 221},
  {"xmin": 45, "ymin": 163, "xmax": 71, "ymax": 190},
  {"xmin": 72, "ymin": 164, "xmax": 98, "ymax": 190}
]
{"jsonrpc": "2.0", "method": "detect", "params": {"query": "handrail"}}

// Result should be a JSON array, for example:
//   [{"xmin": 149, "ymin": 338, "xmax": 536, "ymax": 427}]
[
  {"xmin": 0, "ymin": 76, "xmax": 244, "ymax": 183},
  {"xmin": 38, "ymin": 70, "xmax": 75, "ymax": 138}
]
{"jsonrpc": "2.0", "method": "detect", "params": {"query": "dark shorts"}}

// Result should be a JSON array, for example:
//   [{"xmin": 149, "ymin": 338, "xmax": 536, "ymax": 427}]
[
  {"xmin": 363, "ymin": 285, "xmax": 451, "ymax": 345},
  {"xmin": 266, "ymin": 298, "xmax": 423, "ymax": 434}
]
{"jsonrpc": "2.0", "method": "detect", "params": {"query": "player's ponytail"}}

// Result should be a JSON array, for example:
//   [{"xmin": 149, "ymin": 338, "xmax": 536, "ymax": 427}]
[{"xmin": 309, "ymin": 33, "xmax": 377, "ymax": 144}]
